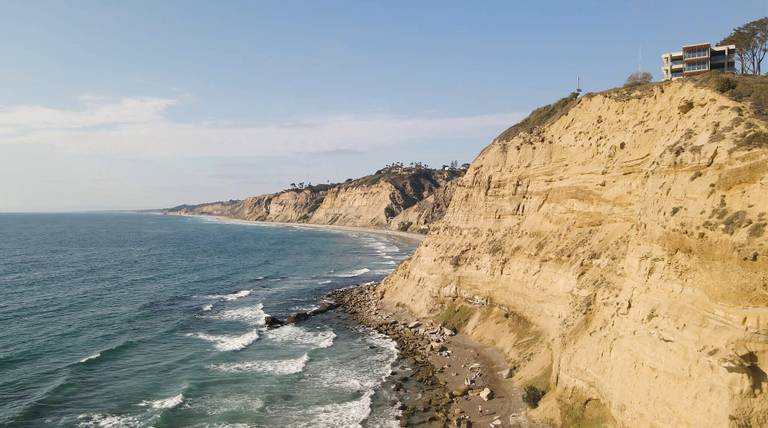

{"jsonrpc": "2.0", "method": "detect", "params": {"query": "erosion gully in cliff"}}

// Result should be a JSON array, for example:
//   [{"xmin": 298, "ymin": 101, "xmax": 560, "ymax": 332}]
[{"xmin": 382, "ymin": 75, "xmax": 768, "ymax": 427}]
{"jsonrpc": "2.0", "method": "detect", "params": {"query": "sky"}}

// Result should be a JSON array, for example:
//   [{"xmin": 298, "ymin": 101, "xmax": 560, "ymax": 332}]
[{"xmin": 1, "ymin": 0, "xmax": 766, "ymax": 212}]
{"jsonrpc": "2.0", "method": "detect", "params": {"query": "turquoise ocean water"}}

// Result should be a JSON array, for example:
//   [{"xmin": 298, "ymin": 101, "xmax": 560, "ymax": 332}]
[{"xmin": 0, "ymin": 213, "xmax": 414, "ymax": 427}]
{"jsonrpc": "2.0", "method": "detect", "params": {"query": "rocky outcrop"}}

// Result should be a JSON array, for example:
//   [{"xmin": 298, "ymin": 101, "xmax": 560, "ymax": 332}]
[
  {"xmin": 381, "ymin": 77, "xmax": 768, "ymax": 427},
  {"xmin": 165, "ymin": 168, "xmax": 463, "ymax": 232}
]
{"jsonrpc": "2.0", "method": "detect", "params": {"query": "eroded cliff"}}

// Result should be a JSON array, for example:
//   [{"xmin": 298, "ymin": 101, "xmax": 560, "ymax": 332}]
[
  {"xmin": 165, "ymin": 168, "xmax": 463, "ymax": 233},
  {"xmin": 381, "ymin": 76, "xmax": 768, "ymax": 427}
]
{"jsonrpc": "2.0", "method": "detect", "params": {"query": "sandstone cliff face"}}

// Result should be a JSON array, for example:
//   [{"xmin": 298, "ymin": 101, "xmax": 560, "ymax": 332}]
[
  {"xmin": 381, "ymin": 79, "xmax": 768, "ymax": 427},
  {"xmin": 166, "ymin": 169, "xmax": 462, "ymax": 232},
  {"xmin": 308, "ymin": 170, "xmax": 461, "ymax": 231},
  {"xmin": 389, "ymin": 180, "xmax": 459, "ymax": 234}
]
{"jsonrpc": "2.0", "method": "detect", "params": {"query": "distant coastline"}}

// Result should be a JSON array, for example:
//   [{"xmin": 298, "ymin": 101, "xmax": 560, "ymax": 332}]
[{"xmin": 166, "ymin": 212, "xmax": 426, "ymax": 245}]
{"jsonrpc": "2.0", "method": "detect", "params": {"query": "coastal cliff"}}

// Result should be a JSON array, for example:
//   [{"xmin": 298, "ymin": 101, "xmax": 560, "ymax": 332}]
[
  {"xmin": 165, "ymin": 168, "xmax": 463, "ymax": 233},
  {"xmin": 380, "ymin": 76, "xmax": 768, "ymax": 427}
]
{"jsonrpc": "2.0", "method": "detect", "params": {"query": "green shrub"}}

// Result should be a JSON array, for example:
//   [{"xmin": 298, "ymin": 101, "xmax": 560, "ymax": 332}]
[
  {"xmin": 522, "ymin": 385, "xmax": 544, "ymax": 408},
  {"xmin": 437, "ymin": 303, "xmax": 474, "ymax": 332}
]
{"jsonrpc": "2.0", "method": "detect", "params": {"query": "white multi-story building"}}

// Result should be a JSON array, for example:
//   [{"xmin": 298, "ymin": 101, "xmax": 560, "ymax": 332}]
[{"xmin": 661, "ymin": 43, "xmax": 736, "ymax": 80}]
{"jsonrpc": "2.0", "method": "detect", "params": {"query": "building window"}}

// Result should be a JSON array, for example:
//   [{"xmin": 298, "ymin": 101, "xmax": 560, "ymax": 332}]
[
  {"xmin": 684, "ymin": 48, "xmax": 709, "ymax": 59},
  {"xmin": 685, "ymin": 61, "xmax": 708, "ymax": 72}
]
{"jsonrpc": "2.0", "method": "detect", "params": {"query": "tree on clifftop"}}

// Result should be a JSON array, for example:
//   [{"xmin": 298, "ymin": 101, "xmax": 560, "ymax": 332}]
[
  {"xmin": 624, "ymin": 71, "xmax": 653, "ymax": 87},
  {"xmin": 721, "ymin": 17, "xmax": 768, "ymax": 75}
]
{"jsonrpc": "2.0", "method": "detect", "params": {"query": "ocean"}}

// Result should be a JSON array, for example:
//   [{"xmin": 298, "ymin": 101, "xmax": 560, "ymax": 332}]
[{"xmin": 0, "ymin": 213, "xmax": 415, "ymax": 427}]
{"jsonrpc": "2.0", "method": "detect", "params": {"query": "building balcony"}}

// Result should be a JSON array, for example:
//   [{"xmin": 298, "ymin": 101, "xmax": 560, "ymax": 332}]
[{"xmin": 710, "ymin": 55, "xmax": 735, "ymax": 63}]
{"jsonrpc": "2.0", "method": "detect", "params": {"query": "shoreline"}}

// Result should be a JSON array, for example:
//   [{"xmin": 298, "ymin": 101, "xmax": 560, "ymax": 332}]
[
  {"xmin": 167, "ymin": 211, "xmax": 539, "ymax": 426},
  {"xmin": 163, "ymin": 212, "xmax": 426, "ymax": 245},
  {"xmin": 330, "ymin": 283, "xmax": 542, "ymax": 428}
]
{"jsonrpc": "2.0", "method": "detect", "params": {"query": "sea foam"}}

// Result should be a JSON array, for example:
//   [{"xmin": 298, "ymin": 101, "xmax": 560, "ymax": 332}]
[
  {"xmin": 208, "ymin": 303, "xmax": 267, "ymax": 326},
  {"xmin": 186, "ymin": 330, "xmax": 259, "ymax": 351},
  {"xmin": 138, "ymin": 393, "xmax": 184, "ymax": 409},
  {"xmin": 209, "ymin": 354, "xmax": 309, "ymax": 375},
  {"xmin": 335, "ymin": 268, "xmax": 370, "ymax": 278},
  {"xmin": 76, "ymin": 413, "xmax": 142, "ymax": 427},
  {"xmin": 266, "ymin": 325, "xmax": 335, "ymax": 349},
  {"xmin": 205, "ymin": 289, "xmax": 252, "ymax": 301},
  {"xmin": 292, "ymin": 390, "xmax": 374, "ymax": 428}
]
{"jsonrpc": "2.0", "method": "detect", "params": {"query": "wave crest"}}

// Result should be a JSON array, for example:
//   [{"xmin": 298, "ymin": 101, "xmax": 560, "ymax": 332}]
[
  {"xmin": 205, "ymin": 289, "xmax": 251, "ymax": 301},
  {"xmin": 209, "ymin": 354, "xmax": 309, "ymax": 375},
  {"xmin": 266, "ymin": 325, "xmax": 335, "ymax": 349},
  {"xmin": 335, "ymin": 268, "xmax": 370, "ymax": 278},
  {"xmin": 292, "ymin": 390, "xmax": 374, "ymax": 428},
  {"xmin": 138, "ymin": 393, "xmax": 184, "ymax": 409},
  {"xmin": 207, "ymin": 303, "xmax": 267, "ymax": 326},
  {"xmin": 186, "ymin": 330, "xmax": 259, "ymax": 351}
]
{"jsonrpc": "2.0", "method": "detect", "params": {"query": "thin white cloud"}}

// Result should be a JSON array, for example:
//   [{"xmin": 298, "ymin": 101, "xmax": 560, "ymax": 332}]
[
  {"xmin": 0, "ymin": 97, "xmax": 176, "ymax": 133},
  {"xmin": 0, "ymin": 96, "xmax": 525, "ymax": 158}
]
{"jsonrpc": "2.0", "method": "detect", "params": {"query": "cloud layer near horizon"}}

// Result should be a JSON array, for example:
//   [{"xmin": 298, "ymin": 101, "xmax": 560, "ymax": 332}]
[{"xmin": 0, "ymin": 96, "xmax": 525, "ymax": 158}]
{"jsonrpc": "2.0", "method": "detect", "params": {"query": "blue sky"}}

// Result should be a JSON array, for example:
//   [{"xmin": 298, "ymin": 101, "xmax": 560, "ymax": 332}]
[{"xmin": 1, "ymin": 0, "xmax": 765, "ymax": 211}]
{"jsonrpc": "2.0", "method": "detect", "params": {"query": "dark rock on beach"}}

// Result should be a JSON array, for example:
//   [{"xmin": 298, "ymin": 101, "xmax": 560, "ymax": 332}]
[
  {"xmin": 263, "ymin": 315, "xmax": 285, "ymax": 328},
  {"xmin": 328, "ymin": 283, "xmax": 456, "ymax": 427}
]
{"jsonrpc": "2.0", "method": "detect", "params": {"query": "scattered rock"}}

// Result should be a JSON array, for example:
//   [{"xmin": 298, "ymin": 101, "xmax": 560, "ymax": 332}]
[
  {"xmin": 286, "ymin": 312, "xmax": 309, "ymax": 323},
  {"xmin": 498, "ymin": 368, "xmax": 513, "ymax": 379},
  {"xmin": 309, "ymin": 300, "xmax": 338, "ymax": 315},
  {"xmin": 479, "ymin": 387, "xmax": 494, "ymax": 401},
  {"xmin": 408, "ymin": 321, "xmax": 422, "ymax": 329},
  {"xmin": 431, "ymin": 342, "xmax": 447, "ymax": 352}
]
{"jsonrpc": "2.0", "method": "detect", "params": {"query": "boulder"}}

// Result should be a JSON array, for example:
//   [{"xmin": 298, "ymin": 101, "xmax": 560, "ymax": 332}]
[
  {"xmin": 498, "ymin": 368, "xmax": 513, "ymax": 379},
  {"xmin": 408, "ymin": 321, "xmax": 422, "ymax": 329},
  {"xmin": 479, "ymin": 387, "xmax": 494, "ymax": 401},
  {"xmin": 286, "ymin": 312, "xmax": 309, "ymax": 323},
  {"xmin": 263, "ymin": 315, "xmax": 284, "ymax": 328}
]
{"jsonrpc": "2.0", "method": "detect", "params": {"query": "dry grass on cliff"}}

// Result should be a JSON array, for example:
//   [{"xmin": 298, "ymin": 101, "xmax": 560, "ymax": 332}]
[
  {"xmin": 495, "ymin": 92, "xmax": 581, "ymax": 142},
  {"xmin": 695, "ymin": 72, "xmax": 768, "ymax": 121}
]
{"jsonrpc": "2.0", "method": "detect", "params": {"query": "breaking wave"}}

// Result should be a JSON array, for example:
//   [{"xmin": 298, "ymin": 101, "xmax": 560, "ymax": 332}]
[
  {"xmin": 207, "ymin": 303, "xmax": 267, "ymax": 326},
  {"xmin": 205, "ymin": 289, "xmax": 251, "ymax": 301},
  {"xmin": 266, "ymin": 325, "xmax": 335, "ymax": 349},
  {"xmin": 186, "ymin": 330, "xmax": 259, "ymax": 351},
  {"xmin": 209, "ymin": 354, "xmax": 309, "ymax": 375},
  {"xmin": 291, "ymin": 390, "xmax": 374, "ymax": 428},
  {"xmin": 138, "ymin": 393, "xmax": 184, "ymax": 409},
  {"xmin": 335, "ymin": 268, "xmax": 370, "ymax": 278}
]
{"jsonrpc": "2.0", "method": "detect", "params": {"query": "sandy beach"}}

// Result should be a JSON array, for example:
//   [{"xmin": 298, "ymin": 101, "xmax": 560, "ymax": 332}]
[
  {"xmin": 165, "ymin": 213, "xmax": 426, "ymax": 245},
  {"xmin": 330, "ymin": 283, "xmax": 543, "ymax": 428}
]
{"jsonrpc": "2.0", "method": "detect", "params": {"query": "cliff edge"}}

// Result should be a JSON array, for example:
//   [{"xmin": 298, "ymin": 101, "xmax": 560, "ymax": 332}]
[{"xmin": 380, "ymin": 75, "xmax": 768, "ymax": 427}]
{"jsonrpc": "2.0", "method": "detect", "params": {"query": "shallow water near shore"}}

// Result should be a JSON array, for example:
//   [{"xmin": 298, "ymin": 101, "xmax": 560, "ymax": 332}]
[{"xmin": 0, "ymin": 213, "xmax": 415, "ymax": 427}]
